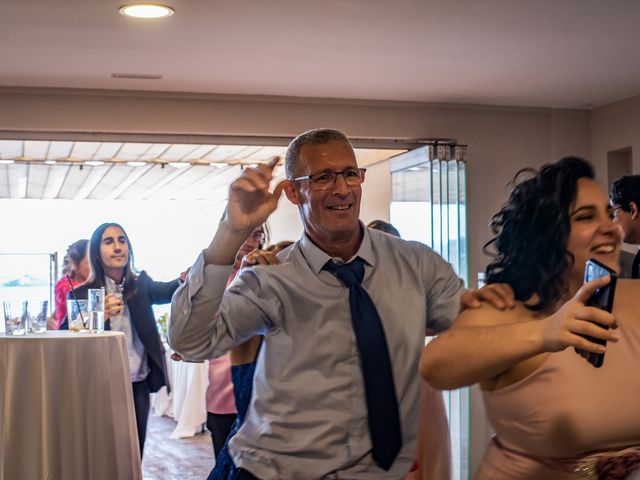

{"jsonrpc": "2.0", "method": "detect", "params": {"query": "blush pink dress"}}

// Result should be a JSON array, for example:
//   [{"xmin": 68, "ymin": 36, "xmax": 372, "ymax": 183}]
[{"xmin": 477, "ymin": 310, "xmax": 640, "ymax": 479}]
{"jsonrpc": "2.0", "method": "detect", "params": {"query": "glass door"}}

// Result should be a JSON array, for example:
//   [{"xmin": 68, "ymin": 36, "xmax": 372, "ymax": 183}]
[{"xmin": 390, "ymin": 144, "xmax": 469, "ymax": 480}]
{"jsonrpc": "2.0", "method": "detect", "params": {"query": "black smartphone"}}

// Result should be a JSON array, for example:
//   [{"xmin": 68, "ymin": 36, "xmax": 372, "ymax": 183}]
[{"xmin": 576, "ymin": 258, "xmax": 617, "ymax": 368}]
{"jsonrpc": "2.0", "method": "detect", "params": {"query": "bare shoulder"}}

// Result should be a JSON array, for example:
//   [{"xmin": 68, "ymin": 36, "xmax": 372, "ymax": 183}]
[
  {"xmin": 463, "ymin": 302, "xmax": 550, "ymax": 391},
  {"xmin": 614, "ymin": 279, "xmax": 640, "ymax": 313},
  {"xmin": 452, "ymin": 301, "xmax": 533, "ymax": 329}
]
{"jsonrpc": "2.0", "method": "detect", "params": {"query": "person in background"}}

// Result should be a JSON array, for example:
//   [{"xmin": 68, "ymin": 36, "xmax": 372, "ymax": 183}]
[
  {"xmin": 609, "ymin": 174, "xmax": 640, "ymax": 278},
  {"xmin": 53, "ymin": 239, "xmax": 89, "ymax": 329},
  {"xmin": 209, "ymin": 239, "xmax": 293, "ymax": 480},
  {"xmin": 206, "ymin": 226, "xmax": 268, "ymax": 459},
  {"xmin": 421, "ymin": 157, "xmax": 640, "ymax": 479},
  {"xmin": 367, "ymin": 219, "xmax": 451, "ymax": 480},
  {"xmin": 170, "ymin": 128, "xmax": 512, "ymax": 479},
  {"xmin": 366, "ymin": 219, "xmax": 401, "ymax": 237},
  {"xmin": 64, "ymin": 222, "xmax": 181, "ymax": 457}
]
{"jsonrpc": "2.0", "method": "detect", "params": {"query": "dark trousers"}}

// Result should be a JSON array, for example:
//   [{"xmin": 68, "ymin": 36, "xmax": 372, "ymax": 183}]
[
  {"xmin": 237, "ymin": 469, "xmax": 260, "ymax": 480},
  {"xmin": 132, "ymin": 380, "xmax": 151, "ymax": 457},
  {"xmin": 206, "ymin": 412, "xmax": 237, "ymax": 457}
]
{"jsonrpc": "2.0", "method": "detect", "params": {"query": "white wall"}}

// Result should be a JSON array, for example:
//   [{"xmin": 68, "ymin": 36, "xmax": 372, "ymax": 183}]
[
  {"xmin": 0, "ymin": 87, "xmax": 592, "ymax": 476},
  {"xmin": 591, "ymin": 93, "xmax": 640, "ymax": 177}
]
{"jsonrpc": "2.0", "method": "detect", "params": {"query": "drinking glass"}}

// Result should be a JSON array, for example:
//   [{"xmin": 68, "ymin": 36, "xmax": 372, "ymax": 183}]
[
  {"xmin": 67, "ymin": 299, "xmax": 89, "ymax": 332},
  {"xmin": 26, "ymin": 300, "xmax": 48, "ymax": 334},
  {"xmin": 87, "ymin": 288, "xmax": 105, "ymax": 333},
  {"xmin": 2, "ymin": 301, "xmax": 27, "ymax": 336},
  {"xmin": 109, "ymin": 283, "xmax": 126, "ymax": 320}
]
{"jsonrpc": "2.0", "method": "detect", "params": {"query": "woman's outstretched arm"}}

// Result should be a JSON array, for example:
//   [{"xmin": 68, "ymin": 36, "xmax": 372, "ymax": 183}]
[{"xmin": 420, "ymin": 276, "xmax": 618, "ymax": 390}]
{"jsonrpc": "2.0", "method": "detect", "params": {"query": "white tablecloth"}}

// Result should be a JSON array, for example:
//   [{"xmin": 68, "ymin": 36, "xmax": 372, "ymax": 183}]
[
  {"xmin": 0, "ymin": 331, "xmax": 141, "ymax": 480},
  {"xmin": 151, "ymin": 351, "xmax": 208, "ymax": 439}
]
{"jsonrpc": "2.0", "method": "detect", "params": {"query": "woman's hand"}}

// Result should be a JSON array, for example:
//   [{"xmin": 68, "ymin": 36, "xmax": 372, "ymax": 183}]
[
  {"xmin": 179, "ymin": 268, "xmax": 190, "ymax": 283},
  {"xmin": 240, "ymin": 249, "xmax": 280, "ymax": 268},
  {"xmin": 540, "ymin": 275, "xmax": 619, "ymax": 354},
  {"xmin": 104, "ymin": 292, "xmax": 124, "ymax": 319}
]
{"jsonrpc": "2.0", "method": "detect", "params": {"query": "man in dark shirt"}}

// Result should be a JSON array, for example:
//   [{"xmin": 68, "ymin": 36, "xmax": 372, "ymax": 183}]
[{"xmin": 610, "ymin": 175, "xmax": 640, "ymax": 278}]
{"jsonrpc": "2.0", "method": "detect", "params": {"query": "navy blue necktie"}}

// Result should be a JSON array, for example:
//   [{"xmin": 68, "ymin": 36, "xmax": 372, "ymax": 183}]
[{"xmin": 324, "ymin": 258, "xmax": 402, "ymax": 470}]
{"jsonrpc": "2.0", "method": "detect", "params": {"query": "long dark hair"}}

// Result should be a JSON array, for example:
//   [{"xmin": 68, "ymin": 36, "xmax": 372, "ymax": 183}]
[
  {"xmin": 86, "ymin": 222, "xmax": 138, "ymax": 300},
  {"xmin": 484, "ymin": 156, "xmax": 595, "ymax": 312}
]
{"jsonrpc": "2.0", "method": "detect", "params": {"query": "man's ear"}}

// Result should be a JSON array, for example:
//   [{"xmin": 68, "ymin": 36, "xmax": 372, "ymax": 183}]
[
  {"xmin": 283, "ymin": 181, "xmax": 301, "ymax": 205},
  {"xmin": 630, "ymin": 201, "xmax": 639, "ymax": 220}
]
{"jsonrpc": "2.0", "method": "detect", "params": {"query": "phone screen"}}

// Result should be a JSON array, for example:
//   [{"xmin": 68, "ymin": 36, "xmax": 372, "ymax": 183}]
[
  {"xmin": 584, "ymin": 259, "xmax": 617, "ymax": 312},
  {"xmin": 578, "ymin": 258, "xmax": 617, "ymax": 368}
]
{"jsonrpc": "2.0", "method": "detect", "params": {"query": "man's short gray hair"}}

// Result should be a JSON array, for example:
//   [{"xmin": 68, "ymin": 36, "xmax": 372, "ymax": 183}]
[{"xmin": 284, "ymin": 128, "xmax": 353, "ymax": 180}]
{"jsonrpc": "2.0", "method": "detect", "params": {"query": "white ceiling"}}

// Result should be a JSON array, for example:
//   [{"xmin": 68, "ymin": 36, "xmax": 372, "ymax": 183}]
[
  {"xmin": 0, "ymin": 140, "xmax": 405, "ymax": 200},
  {"xmin": 2, "ymin": 0, "xmax": 640, "ymax": 108}
]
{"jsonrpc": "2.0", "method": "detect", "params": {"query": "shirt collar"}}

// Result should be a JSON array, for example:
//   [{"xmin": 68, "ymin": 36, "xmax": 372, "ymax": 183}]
[
  {"xmin": 299, "ymin": 222, "xmax": 376, "ymax": 275},
  {"xmin": 104, "ymin": 275, "xmax": 125, "ymax": 293},
  {"xmin": 105, "ymin": 275, "xmax": 117, "ymax": 293}
]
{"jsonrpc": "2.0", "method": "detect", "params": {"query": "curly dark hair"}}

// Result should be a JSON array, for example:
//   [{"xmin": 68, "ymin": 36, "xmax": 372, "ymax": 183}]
[{"xmin": 484, "ymin": 156, "xmax": 595, "ymax": 311}]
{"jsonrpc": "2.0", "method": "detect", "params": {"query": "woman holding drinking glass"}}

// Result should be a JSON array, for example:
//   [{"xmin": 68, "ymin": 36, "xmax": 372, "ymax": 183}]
[{"xmin": 63, "ymin": 222, "xmax": 182, "ymax": 456}]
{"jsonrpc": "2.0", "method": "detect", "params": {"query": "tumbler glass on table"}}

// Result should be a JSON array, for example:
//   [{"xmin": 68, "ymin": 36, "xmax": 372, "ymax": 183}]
[
  {"xmin": 67, "ymin": 299, "xmax": 89, "ymax": 332},
  {"xmin": 2, "ymin": 301, "xmax": 27, "ymax": 336},
  {"xmin": 87, "ymin": 288, "xmax": 105, "ymax": 333},
  {"xmin": 26, "ymin": 300, "xmax": 48, "ymax": 333}
]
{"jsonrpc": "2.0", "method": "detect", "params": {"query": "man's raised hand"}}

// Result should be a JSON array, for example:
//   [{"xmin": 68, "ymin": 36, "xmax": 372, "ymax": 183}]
[{"xmin": 225, "ymin": 157, "xmax": 287, "ymax": 233}]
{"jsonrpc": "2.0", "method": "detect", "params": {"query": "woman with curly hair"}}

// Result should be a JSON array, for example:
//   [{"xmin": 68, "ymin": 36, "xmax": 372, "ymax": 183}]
[{"xmin": 420, "ymin": 157, "xmax": 640, "ymax": 479}]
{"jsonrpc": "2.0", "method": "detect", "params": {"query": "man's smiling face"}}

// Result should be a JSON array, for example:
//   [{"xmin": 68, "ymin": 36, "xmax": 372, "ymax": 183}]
[{"xmin": 288, "ymin": 140, "xmax": 363, "ymax": 252}]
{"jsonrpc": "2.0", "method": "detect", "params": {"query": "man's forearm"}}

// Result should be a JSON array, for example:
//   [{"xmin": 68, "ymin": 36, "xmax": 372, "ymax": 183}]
[
  {"xmin": 203, "ymin": 220, "xmax": 253, "ymax": 266},
  {"xmin": 169, "ymin": 252, "xmax": 232, "ymax": 360},
  {"xmin": 419, "ymin": 320, "xmax": 545, "ymax": 390}
]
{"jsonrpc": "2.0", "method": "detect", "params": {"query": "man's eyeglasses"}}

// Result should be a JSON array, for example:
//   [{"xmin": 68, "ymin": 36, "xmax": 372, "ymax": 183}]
[
  {"xmin": 291, "ymin": 168, "xmax": 366, "ymax": 191},
  {"xmin": 611, "ymin": 205, "xmax": 625, "ymax": 219}
]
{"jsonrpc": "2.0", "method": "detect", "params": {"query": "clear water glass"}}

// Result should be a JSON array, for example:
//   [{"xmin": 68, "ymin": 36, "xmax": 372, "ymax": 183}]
[
  {"xmin": 87, "ymin": 288, "xmax": 105, "ymax": 333},
  {"xmin": 2, "ymin": 301, "xmax": 27, "ymax": 336},
  {"xmin": 111, "ymin": 283, "xmax": 126, "ymax": 317},
  {"xmin": 26, "ymin": 300, "xmax": 48, "ymax": 334}
]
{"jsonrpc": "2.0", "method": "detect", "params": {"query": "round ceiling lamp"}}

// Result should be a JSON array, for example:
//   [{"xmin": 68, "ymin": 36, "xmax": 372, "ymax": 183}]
[{"xmin": 119, "ymin": 4, "xmax": 175, "ymax": 19}]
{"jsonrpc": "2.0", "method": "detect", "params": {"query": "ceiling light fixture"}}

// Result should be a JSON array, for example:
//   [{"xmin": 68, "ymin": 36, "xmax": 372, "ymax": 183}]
[
  {"xmin": 0, "ymin": 159, "xmax": 15, "ymax": 165},
  {"xmin": 209, "ymin": 162, "xmax": 227, "ymax": 168},
  {"xmin": 119, "ymin": 4, "xmax": 175, "ymax": 19},
  {"xmin": 112, "ymin": 73, "xmax": 163, "ymax": 80},
  {"xmin": 84, "ymin": 160, "xmax": 105, "ymax": 166},
  {"xmin": 44, "ymin": 160, "xmax": 58, "ymax": 165},
  {"xmin": 127, "ymin": 161, "xmax": 147, "ymax": 167},
  {"xmin": 168, "ymin": 162, "xmax": 190, "ymax": 169}
]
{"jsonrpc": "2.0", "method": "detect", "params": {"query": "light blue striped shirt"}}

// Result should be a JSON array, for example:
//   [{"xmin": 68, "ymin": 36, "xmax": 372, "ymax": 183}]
[{"xmin": 170, "ymin": 226, "xmax": 464, "ymax": 479}]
